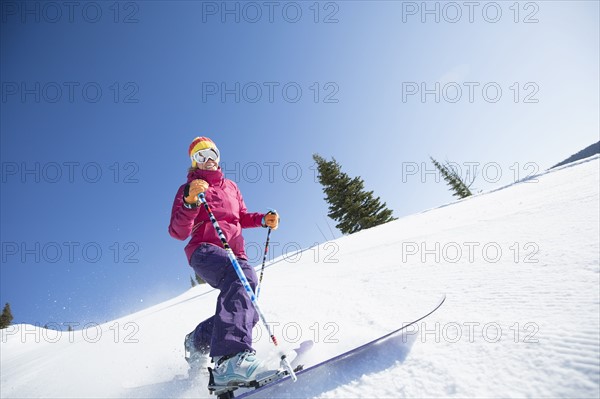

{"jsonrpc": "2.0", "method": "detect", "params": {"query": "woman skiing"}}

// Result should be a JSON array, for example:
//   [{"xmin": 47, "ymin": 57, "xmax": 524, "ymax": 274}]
[{"xmin": 168, "ymin": 136, "xmax": 279, "ymax": 385}]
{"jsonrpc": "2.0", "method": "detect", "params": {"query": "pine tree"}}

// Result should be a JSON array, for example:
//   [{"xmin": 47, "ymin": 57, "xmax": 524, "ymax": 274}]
[
  {"xmin": 190, "ymin": 276, "xmax": 197, "ymax": 287},
  {"xmin": 430, "ymin": 157, "xmax": 473, "ymax": 199},
  {"xmin": 0, "ymin": 303, "xmax": 14, "ymax": 329},
  {"xmin": 195, "ymin": 273, "xmax": 206, "ymax": 285},
  {"xmin": 313, "ymin": 154, "xmax": 397, "ymax": 234}
]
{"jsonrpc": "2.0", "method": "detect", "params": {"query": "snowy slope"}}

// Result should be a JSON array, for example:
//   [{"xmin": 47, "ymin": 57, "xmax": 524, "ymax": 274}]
[{"xmin": 1, "ymin": 156, "xmax": 599, "ymax": 399}]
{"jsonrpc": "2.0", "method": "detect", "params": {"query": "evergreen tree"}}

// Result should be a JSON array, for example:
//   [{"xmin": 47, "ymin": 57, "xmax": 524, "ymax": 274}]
[
  {"xmin": 430, "ymin": 157, "xmax": 473, "ymax": 199},
  {"xmin": 0, "ymin": 303, "xmax": 14, "ymax": 329},
  {"xmin": 190, "ymin": 276, "xmax": 197, "ymax": 287},
  {"xmin": 313, "ymin": 154, "xmax": 397, "ymax": 234}
]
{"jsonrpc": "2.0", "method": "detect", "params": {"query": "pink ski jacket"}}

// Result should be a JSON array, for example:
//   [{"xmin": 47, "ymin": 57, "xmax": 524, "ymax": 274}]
[{"xmin": 169, "ymin": 168, "xmax": 265, "ymax": 263}]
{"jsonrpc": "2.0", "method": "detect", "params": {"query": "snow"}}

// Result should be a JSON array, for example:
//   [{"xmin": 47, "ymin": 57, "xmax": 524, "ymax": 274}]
[{"xmin": 1, "ymin": 156, "xmax": 599, "ymax": 399}]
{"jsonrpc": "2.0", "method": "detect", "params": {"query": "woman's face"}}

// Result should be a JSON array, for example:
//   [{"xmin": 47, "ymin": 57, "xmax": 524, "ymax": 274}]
[{"xmin": 198, "ymin": 159, "xmax": 219, "ymax": 171}]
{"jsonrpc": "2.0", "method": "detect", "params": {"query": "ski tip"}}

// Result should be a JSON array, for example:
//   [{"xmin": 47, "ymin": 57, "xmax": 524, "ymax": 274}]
[{"xmin": 438, "ymin": 294, "xmax": 447, "ymax": 306}]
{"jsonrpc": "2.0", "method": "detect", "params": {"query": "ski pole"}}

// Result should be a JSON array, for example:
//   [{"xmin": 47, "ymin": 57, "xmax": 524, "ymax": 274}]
[
  {"xmin": 197, "ymin": 193, "xmax": 297, "ymax": 381},
  {"xmin": 256, "ymin": 226, "xmax": 272, "ymax": 300}
]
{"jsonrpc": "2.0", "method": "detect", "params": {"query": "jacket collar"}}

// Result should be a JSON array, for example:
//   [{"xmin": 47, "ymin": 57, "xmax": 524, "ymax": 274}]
[{"xmin": 187, "ymin": 168, "xmax": 224, "ymax": 186}]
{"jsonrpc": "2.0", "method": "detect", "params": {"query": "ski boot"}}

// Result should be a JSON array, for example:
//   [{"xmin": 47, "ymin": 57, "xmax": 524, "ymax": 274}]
[{"xmin": 210, "ymin": 350, "xmax": 265, "ymax": 386}]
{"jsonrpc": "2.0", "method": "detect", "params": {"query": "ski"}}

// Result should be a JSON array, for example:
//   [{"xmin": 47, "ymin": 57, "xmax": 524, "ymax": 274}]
[{"xmin": 234, "ymin": 294, "xmax": 447, "ymax": 399}]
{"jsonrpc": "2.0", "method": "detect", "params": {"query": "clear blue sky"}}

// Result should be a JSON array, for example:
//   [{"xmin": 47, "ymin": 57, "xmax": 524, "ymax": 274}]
[{"xmin": 1, "ymin": 1, "xmax": 598, "ymax": 327}]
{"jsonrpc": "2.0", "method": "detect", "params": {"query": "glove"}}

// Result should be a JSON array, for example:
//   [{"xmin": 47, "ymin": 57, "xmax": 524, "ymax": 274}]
[
  {"xmin": 263, "ymin": 211, "xmax": 279, "ymax": 230},
  {"xmin": 183, "ymin": 179, "xmax": 209, "ymax": 205}
]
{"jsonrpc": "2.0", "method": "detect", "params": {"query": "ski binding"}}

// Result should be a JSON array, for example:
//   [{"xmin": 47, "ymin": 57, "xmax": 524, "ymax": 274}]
[{"xmin": 207, "ymin": 364, "xmax": 302, "ymax": 399}]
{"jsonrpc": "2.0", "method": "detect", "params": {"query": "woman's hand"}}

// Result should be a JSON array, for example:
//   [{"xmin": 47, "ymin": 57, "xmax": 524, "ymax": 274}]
[
  {"xmin": 184, "ymin": 179, "xmax": 209, "ymax": 204},
  {"xmin": 263, "ymin": 211, "xmax": 280, "ymax": 230}
]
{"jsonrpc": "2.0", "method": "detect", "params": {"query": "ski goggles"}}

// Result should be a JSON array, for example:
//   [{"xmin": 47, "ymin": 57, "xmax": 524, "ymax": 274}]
[{"xmin": 192, "ymin": 147, "xmax": 220, "ymax": 164}]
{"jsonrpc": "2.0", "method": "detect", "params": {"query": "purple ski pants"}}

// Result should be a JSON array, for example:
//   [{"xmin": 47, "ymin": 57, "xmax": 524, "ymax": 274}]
[{"xmin": 189, "ymin": 243, "xmax": 259, "ymax": 357}]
